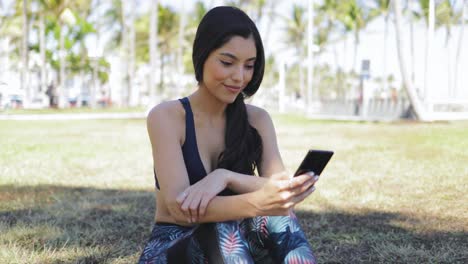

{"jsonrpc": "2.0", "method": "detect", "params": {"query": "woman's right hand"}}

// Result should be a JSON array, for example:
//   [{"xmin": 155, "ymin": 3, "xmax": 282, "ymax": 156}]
[{"xmin": 252, "ymin": 171, "xmax": 318, "ymax": 216}]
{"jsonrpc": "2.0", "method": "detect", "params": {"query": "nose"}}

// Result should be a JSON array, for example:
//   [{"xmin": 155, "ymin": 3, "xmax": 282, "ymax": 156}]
[{"xmin": 232, "ymin": 65, "xmax": 244, "ymax": 84}]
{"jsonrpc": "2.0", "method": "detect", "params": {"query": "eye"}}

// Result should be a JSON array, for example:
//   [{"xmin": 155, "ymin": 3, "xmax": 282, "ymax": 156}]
[
  {"xmin": 245, "ymin": 65, "xmax": 254, "ymax": 70},
  {"xmin": 220, "ymin": 60, "xmax": 232, "ymax": 66}
]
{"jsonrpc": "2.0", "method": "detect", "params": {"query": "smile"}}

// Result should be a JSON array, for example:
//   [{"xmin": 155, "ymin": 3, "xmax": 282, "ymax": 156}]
[{"xmin": 223, "ymin": 84, "xmax": 242, "ymax": 93}]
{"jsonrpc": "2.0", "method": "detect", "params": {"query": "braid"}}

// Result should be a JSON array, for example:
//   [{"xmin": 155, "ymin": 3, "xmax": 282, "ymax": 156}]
[{"xmin": 218, "ymin": 94, "xmax": 262, "ymax": 175}]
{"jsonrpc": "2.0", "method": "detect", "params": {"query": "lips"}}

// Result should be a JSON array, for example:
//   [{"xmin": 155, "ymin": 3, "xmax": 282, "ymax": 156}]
[{"xmin": 224, "ymin": 84, "xmax": 242, "ymax": 93}]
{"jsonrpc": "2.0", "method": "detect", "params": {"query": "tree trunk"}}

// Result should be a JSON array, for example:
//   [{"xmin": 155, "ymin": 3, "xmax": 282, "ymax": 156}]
[
  {"xmin": 121, "ymin": 0, "xmax": 129, "ymax": 106},
  {"xmin": 423, "ymin": 0, "xmax": 435, "ymax": 103},
  {"xmin": 410, "ymin": 10, "xmax": 415, "ymax": 83},
  {"xmin": 150, "ymin": 0, "xmax": 159, "ymax": 105},
  {"xmin": 445, "ymin": 29, "xmax": 452, "ymax": 97},
  {"xmin": 129, "ymin": 2, "xmax": 136, "ymax": 106},
  {"xmin": 178, "ymin": 0, "xmax": 185, "ymax": 81},
  {"xmin": 393, "ymin": 0, "xmax": 429, "ymax": 121},
  {"xmin": 454, "ymin": 0, "xmax": 466, "ymax": 98},
  {"xmin": 278, "ymin": 59, "xmax": 285, "ymax": 113},
  {"xmin": 40, "ymin": 12, "xmax": 47, "ymax": 95},
  {"xmin": 21, "ymin": 0, "xmax": 29, "ymax": 107},
  {"xmin": 299, "ymin": 53, "xmax": 305, "ymax": 101},
  {"xmin": 306, "ymin": 0, "xmax": 315, "ymax": 114},
  {"xmin": 261, "ymin": 1, "xmax": 277, "ymax": 53},
  {"xmin": 353, "ymin": 30, "xmax": 359, "ymax": 73},
  {"xmin": 383, "ymin": 14, "xmax": 389, "ymax": 91},
  {"xmin": 159, "ymin": 47, "xmax": 164, "ymax": 93},
  {"xmin": 59, "ymin": 22, "xmax": 66, "ymax": 108}
]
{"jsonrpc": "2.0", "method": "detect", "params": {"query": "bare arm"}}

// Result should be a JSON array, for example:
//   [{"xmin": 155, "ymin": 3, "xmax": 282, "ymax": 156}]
[
  {"xmin": 183, "ymin": 173, "xmax": 315, "ymax": 223},
  {"xmin": 220, "ymin": 106, "xmax": 287, "ymax": 193},
  {"xmin": 148, "ymin": 103, "xmax": 297, "ymax": 225},
  {"xmin": 177, "ymin": 106, "xmax": 318, "ymax": 223}
]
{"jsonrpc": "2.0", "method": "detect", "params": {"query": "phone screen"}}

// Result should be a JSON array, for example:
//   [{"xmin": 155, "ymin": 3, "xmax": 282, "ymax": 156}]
[{"xmin": 294, "ymin": 149, "xmax": 334, "ymax": 177}]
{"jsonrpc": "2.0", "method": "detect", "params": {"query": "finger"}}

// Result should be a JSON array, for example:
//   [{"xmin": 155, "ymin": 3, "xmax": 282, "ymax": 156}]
[
  {"xmin": 199, "ymin": 195, "xmax": 211, "ymax": 217},
  {"xmin": 291, "ymin": 185, "xmax": 316, "ymax": 205},
  {"xmin": 280, "ymin": 177, "xmax": 314, "ymax": 202},
  {"xmin": 181, "ymin": 193, "xmax": 192, "ymax": 212},
  {"xmin": 176, "ymin": 190, "xmax": 188, "ymax": 205},
  {"xmin": 180, "ymin": 191, "xmax": 195, "ymax": 221},
  {"xmin": 278, "ymin": 175, "xmax": 311, "ymax": 191},
  {"xmin": 189, "ymin": 193, "xmax": 202, "ymax": 223},
  {"xmin": 291, "ymin": 177, "xmax": 315, "ymax": 196}
]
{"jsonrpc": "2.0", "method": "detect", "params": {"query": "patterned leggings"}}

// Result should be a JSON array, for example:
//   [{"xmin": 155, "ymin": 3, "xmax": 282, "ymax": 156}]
[{"xmin": 138, "ymin": 212, "xmax": 316, "ymax": 264}]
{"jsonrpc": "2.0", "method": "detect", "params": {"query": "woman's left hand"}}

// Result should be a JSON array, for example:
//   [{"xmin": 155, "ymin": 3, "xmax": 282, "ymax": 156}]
[{"xmin": 176, "ymin": 168, "xmax": 229, "ymax": 223}]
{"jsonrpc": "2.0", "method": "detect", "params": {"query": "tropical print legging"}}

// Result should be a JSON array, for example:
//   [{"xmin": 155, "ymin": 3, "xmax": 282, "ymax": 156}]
[{"xmin": 139, "ymin": 212, "xmax": 316, "ymax": 263}]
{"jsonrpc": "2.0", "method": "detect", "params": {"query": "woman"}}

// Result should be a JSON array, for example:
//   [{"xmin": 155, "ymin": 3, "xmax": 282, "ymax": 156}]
[{"xmin": 139, "ymin": 6, "xmax": 318, "ymax": 264}]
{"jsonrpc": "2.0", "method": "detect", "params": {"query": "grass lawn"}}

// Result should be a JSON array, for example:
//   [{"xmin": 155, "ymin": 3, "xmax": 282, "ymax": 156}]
[{"xmin": 0, "ymin": 115, "xmax": 467, "ymax": 263}]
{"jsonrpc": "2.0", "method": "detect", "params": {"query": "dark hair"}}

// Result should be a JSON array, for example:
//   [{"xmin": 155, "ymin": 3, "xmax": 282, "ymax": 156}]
[{"xmin": 192, "ymin": 6, "xmax": 264, "ymax": 176}]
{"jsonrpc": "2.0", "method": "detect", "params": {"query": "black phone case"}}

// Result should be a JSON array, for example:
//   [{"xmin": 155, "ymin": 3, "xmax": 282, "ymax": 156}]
[{"xmin": 294, "ymin": 150, "xmax": 334, "ymax": 176}]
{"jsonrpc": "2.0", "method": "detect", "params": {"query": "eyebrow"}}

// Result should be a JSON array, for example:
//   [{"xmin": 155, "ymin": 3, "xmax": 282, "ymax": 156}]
[{"xmin": 219, "ymin": 52, "xmax": 256, "ymax": 62}]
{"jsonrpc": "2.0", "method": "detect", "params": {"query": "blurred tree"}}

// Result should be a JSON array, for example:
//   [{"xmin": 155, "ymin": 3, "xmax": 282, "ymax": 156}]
[
  {"xmin": 393, "ymin": 0, "xmax": 428, "ymax": 120},
  {"xmin": 149, "ymin": 0, "xmax": 159, "ymax": 103},
  {"xmin": 21, "ymin": 0, "xmax": 30, "ymax": 105},
  {"xmin": 183, "ymin": 1, "xmax": 207, "ymax": 75},
  {"xmin": 436, "ymin": 0, "xmax": 463, "ymax": 96},
  {"xmin": 369, "ymin": 0, "xmax": 391, "ymax": 92},
  {"xmin": 316, "ymin": 0, "xmax": 349, "ymax": 100},
  {"xmin": 134, "ymin": 4, "xmax": 178, "ymax": 95},
  {"xmin": 454, "ymin": 0, "xmax": 467, "ymax": 96},
  {"xmin": 418, "ymin": 0, "xmax": 436, "ymax": 101},
  {"xmin": 338, "ymin": 1, "xmax": 374, "ymax": 72},
  {"xmin": 284, "ymin": 4, "xmax": 306, "ymax": 98}
]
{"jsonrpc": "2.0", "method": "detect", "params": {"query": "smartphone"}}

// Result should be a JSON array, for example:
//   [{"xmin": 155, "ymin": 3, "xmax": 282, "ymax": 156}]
[{"xmin": 294, "ymin": 149, "xmax": 334, "ymax": 177}]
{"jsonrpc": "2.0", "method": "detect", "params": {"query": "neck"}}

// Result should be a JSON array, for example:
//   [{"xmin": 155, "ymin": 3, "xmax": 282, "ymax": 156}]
[{"xmin": 188, "ymin": 86, "xmax": 227, "ymax": 118}]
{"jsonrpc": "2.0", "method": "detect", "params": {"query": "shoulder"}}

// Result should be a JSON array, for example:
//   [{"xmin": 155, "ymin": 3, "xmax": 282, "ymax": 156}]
[
  {"xmin": 147, "ymin": 100, "xmax": 184, "ymax": 122},
  {"xmin": 245, "ymin": 104, "xmax": 274, "ymax": 131},
  {"xmin": 147, "ymin": 100, "xmax": 185, "ymax": 134},
  {"xmin": 246, "ymin": 104, "xmax": 272, "ymax": 125}
]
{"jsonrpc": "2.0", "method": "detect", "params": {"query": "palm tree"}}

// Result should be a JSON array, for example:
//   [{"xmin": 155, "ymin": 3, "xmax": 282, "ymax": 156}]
[
  {"xmin": 149, "ymin": 0, "xmax": 159, "ymax": 104},
  {"xmin": 393, "ymin": 0, "xmax": 429, "ymax": 120},
  {"xmin": 370, "ymin": 0, "xmax": 391, "ymax": 91},
  {"xmin": 38, "ymin": 1, "xmax": 47, "ymax": 97},
  {"xmin": 419, "ymin": 0, "xmax": 435, "ymax": 102},
  {"xmin": 128, "ymin": 2, "xmax": 136, "ymax": 106},
  {"xmin": 404, "ymin": 0, "xmax": 422, "ymax": 84},
  {"xmin": 183, "ymin": 1, "xmax": 206, "ymax": 75},
  {"xmin": 454, "ymin": 0, "xmax": 467, "ymax": 97},
  {"xmin": 177, "ymin": 0, "xmax": 185, "ymax": 78},
  {"xmin": 436, "ymin": 0, "xmax": 463, "ymax": 97},
  {"xmin": 40, "ymin": 0, "xmax": 75, "ymax": 108},
  {"xmin": 340, "ymin": 1, "xmax": 369, "ymax": 72},
  {"xmin": 307, "ymin": 0, "xmax": 315, "ymax": 112},
  {"xmin": 100, "ymin": 0, "xmax": 125, "ymax": 105},
  {"xmin": 0, "ymin": 8, "xmax": 22, "ymax": 86},
  {"xmin": 284, "ymin": 4, "xmax": 306, "ymax": 100},
  {"xmin": 156, "ymin": 5, "xmax": 179, "ymax": 93},
  {"xmin": 21, "ymin": 0, "xmax": 30, "ymax": 106},
  {"xmin": 259, "ymin": 0, "xmax": 279, "ymax": 52},
  {"xmin": 317, "ymin": 0, "xmax": 349, "ymax": 100}
]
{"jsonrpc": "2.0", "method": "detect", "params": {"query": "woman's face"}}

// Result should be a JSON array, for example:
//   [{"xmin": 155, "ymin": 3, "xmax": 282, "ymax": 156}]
[{"xmin": 201, "ymin": 35, "xmax": 256, "ymax": 104}]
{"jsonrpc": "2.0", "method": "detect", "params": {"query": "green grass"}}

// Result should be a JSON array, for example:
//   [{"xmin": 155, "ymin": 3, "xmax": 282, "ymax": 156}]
[{"xmin": 1, "ymin": 116, "xmax": 467, "ymax": 263}]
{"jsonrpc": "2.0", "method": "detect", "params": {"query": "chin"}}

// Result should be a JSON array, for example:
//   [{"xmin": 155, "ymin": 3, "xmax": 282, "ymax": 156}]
[{"xmin": 222, "ymin": 93, "xmax": 240, "ymax": 105}]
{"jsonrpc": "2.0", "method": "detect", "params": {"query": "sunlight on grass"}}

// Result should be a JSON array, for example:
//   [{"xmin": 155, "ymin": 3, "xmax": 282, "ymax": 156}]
[{"xmin": 1, "ymin": 116, "xmax": 467, "ymax": 263}]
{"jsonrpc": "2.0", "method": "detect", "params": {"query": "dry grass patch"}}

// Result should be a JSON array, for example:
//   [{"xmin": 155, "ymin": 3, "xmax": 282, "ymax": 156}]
[{"xmin": 1, "ymin": 117, "xmax": 467, "ymax": 263}]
